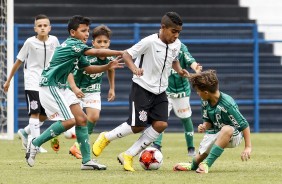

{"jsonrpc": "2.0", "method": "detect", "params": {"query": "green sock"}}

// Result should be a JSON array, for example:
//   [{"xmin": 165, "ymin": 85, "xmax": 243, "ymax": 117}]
[
  {"xmin": 181, "ymin": 117, "xmax": 194, "ymax": 148},
  {"xmin": 87, "ymin": 120, "xmax": 96, "ymax": 135},
  {"xmin": 205, "ymin": 144, "xmax": 224, "ymax": 167},
  {"xmin": 153, "ymin": 132, "xmax": 163, "ymax": 146},
  {"xmin": 21, "ymin": 129, "xmax": 28, "ymax": 138},
  {"xmin": 76, "ymin": 126, "xmax": 91, "ymax": 164},
  {"xmin": 33, "ymin": 121, "xmax": 65, "ymax": 147},
  {"xmin": 191, "ymin": 157, "xmax": 198, "ymax": 170}
]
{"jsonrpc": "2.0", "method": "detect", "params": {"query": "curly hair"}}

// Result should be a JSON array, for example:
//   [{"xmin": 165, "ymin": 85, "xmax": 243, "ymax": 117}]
[
  {"xmin": 92, "ymin": 24, "xmax": 112, "ymax": 40},
  {"xmin": 188, "ymin": 69, "xmax": 219, "ymax": 93}
]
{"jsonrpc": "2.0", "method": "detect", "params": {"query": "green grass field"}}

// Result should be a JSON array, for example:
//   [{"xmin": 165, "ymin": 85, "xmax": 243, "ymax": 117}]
[{"xmin": 0, "ymin": 133, "xmax": 281, "ymax": 184}]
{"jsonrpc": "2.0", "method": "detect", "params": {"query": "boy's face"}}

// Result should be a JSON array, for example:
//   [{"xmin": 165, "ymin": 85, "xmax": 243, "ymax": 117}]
[
  {"xmin": 70, "ymin": 24, "xmax": 90, "ymax": 44},
  {"xmin": 34, "ymin": 18, "xmax": 51, "ymax": 37},
  {"xmin": 195, "ymin": 87, "xmax": 209, "ymax": 101},
  {"xmin": 161, "ymin": 24, "xmax": 182, "ymax": 44},
  {"xmin": 92, "ymin": 35, "xmax": 110, "ymax": 49}
]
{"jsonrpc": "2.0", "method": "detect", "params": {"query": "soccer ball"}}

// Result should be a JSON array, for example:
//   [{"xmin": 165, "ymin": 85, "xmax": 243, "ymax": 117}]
[
  {"xmin": 139, "ymin": 147, "xmax": 163, "ymax": 170},
  {"xmin": 63, "ymin": 126, "xmax": 76, "ymax": 139}
]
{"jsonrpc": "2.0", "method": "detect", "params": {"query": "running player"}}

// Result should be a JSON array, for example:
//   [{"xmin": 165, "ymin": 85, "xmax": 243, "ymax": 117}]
[
  {"xmin": 68, "ymin": 24, "xmax": 116, "ymax": 159},
  {"xmin": 25, "ymin": 15, "xmax": 124, "ymax": 170},
  {"xmin": 92, "ymin": 12, "xmax": 189, "ymax": 172},
  {"xmin": 173, "ymin": 70, "xmax": 252, "ymax": 173}
]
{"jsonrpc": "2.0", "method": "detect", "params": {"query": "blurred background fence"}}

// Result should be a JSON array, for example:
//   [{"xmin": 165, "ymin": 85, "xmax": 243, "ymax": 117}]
[{"xmin": 13, "ymin": 23, "xmax": 282, "ymax": 133}]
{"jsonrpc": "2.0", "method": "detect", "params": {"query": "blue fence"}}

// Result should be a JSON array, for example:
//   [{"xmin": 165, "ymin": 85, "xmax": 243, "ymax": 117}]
[{"xmin": 13, "ymin": 23, "xmax": 282, "ymax": 132}]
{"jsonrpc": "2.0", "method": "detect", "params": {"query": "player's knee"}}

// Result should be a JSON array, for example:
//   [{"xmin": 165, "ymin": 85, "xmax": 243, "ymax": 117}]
[
  {"xmin": 220, "ymin": 125, "xmax": 234, "ymax": 136},
  {"xmin": 131, "ymin": 126, "xmax": 145, "ymax": 133}
]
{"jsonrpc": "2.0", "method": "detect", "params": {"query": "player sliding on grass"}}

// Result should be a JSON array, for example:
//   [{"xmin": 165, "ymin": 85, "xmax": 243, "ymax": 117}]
[
  {"xmin": 173, "ymin": 70, "xmax": 252, "ymax": 174},
  {"xmin": 25, "ymin": 15, "xmax": 124, "ymax": 170}
]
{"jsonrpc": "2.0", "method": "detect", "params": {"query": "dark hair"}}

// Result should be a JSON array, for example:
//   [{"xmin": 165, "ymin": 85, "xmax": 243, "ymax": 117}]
[
  {"xmin": 67, "ymin": 15, "xmax": 91, "ymax": 34},
  {"xmin": 161, "ymin": 12, "xmax": 183, "ymax": 27},
  {"xmin": 189, "ymin": 70, "xmax": 219, "ymax": 93},
  {"xmin": 92, "ymin": 24, "xmax": 112, "ymax": 40},
  {"xmin": 35, "ymin": 14, "xmax": 49, "ymax": 21}
]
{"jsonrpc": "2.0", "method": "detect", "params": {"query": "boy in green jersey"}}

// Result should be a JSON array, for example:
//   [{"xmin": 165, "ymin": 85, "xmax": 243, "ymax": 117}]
[
  {"xmin": 67, "ymin": 25, "xmax": 116, "ymax": 159},
  {"xmin": 25, "ymin": 15, "xmax": 124, "ymax": 170},
  {"xmin": 173, "ymin": 70, "xmax": 252, "ymax": 173},
  {"xmin": 152, "ymin": 43, "xmax": 202, "ymax": 156}
]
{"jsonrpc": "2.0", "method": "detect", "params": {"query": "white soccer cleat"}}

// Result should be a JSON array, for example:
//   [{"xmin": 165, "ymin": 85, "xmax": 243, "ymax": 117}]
[
  {"xmin": 25, "ymin": 139, "xmax": 39, "ymax": 167},
  {"xmin": 17, "ymin": 129, "xmax": 28, "ymax": 150},
  {"xmin": 38, "ymin": 146, "xmax": 48, "ymax": 153},
  {"xmin": 81, "ymin": 159, "xmax": 107, "ymax": 170}
]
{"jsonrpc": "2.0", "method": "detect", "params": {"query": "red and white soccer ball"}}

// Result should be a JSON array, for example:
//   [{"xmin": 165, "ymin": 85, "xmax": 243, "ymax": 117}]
[
  {"xmin": 63, "ymin": 126, "xmax": 76, "ymax": 139},
  {"xmin": 139, "ymin": 147, "xmax": 163, "ymax": 170}
]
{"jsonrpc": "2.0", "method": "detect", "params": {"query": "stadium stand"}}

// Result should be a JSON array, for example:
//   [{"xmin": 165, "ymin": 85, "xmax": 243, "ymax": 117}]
[{"xmin": 14, "ymin": 0, "xmax": 282, "ymax": 132}]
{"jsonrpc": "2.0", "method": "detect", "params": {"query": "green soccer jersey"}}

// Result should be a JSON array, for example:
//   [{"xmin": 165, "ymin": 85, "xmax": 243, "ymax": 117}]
[
  {"xmin": 202, "ymin": 92, "xmax": 249, "ymax": 134},
  {"xmin": 72, "ymin": 55, "xmax": 114, "ymax": 93},
  {"xmin": 166, "ymin": 43, "xmax": 196, "ymax": 98},
  {"xmin": 40, "ymin": 37, "xmax": 91, "ymax": 89}
]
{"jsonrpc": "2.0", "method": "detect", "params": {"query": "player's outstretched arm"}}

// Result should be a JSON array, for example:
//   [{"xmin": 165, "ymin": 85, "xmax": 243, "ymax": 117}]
[
  {"xmin": 122, "ymin": 51, "xmax": 143, "ymax": 77},
  {"xmin": 84, "ymin": 56, "xmax": 124, "ymax": 74},
  {"xmin": 172, "ymin": 60, "xmax": 189, "ymax": 77},
  {"xmin": 84, "ymin": 48, "xmax": 123, "ymax": 57},
  {"xmin": 191, "ymin": 62, "xmax": 202, "ymax": 73}
]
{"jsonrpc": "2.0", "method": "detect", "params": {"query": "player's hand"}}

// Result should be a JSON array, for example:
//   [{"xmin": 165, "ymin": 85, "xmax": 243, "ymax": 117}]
[
  {"xmin": 107, "ymin": 89, "xmax": 115, "ymax": 102},
  {"xmin": 241, "ymin": 146, "xmax": 251, "ymax": 161},
  {"xmin": 195, "ymin": 63, "xmax": 203, "ymax": 73},
  {"xmin": 133, "ymin": 68, "xmax": 144, "ymax": 77},
  {"xmin": 179, "ymin": 69, "xmax": 190, "ymax": 78},
  {"xmin": 3, "ymin": 81, "xmax": 10, "ymax": 93},
  {"xmin": 73, "ymin": 87, "xmax": 84, "ymax": 98},
  {"xmin": 108, "ymin": 56, "xmax": 124, "ymax": 70},
  {"xmin": 198, "ymin": 124, "xmax": 206, "ymax": 133}
]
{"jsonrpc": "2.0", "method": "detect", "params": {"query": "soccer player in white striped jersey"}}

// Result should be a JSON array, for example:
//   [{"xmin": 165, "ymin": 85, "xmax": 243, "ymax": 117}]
[
  {"xmin": 3, "ymin": 14, "xmax": 60, "ymax": 153},
  {"xmin": 92, "ymin": 12, "xmax": 190, "ymax": 172}
]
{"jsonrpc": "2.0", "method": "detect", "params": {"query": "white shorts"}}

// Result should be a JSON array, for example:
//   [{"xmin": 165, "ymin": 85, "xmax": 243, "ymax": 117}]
[
  {"xmin": 39, "ymin": 86, "xmax": 80, "ymax": 121},
  {"xmin": 198, "ymin": 128, "xmax": 243, "ymax": 155},
  {"xmin": 80, "ymin": 92, "xmax": 101, "ymax": 110},
  {"xmin": 168, "ymin": 96, "xmax": 192, "ymax": 118}
]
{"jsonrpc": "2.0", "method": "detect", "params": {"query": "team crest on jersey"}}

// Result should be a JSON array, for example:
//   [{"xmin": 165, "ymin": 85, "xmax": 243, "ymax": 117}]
[
  {"xmin": 139, "ymin": 110, "xmax": 147, "ymax": 122},
  {"xmin": 172, "ymin": 48, "xmax": 177, "ymax": 58},
  {"xmin": 30, "ymin": 100, "xmax": 38, "ymax": 110}
]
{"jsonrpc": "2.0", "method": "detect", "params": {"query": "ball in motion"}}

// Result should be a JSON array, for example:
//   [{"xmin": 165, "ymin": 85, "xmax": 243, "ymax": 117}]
[
  {"xmin": 139, "ymin": 147, "xmax": 163, "ymax": 170},
  {"xmin": 63, "ymin": 126, "xmax": 76, "ymax": 139}
]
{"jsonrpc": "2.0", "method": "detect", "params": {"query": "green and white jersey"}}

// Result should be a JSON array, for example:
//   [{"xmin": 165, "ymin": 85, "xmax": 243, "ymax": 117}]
[
  {"xmin": 72, "ymin": 55, "xmax": 114, "ymax": 93},
  {"xmin": 166, "ymin": 43, "xmax": 196, "ymax": 98},
  {"xmin": 202, "ymin": 92, "xmax": 249, "ymax": 134},
  {"xmin": 40, "ymin": 37, "xmax": 91, "ymax": 89}
]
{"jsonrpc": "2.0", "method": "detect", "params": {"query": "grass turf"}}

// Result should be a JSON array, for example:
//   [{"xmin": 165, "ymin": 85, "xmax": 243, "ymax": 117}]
[{"xmin": 0, "ymin": 133, "xmax": 281, "ymax": 184}]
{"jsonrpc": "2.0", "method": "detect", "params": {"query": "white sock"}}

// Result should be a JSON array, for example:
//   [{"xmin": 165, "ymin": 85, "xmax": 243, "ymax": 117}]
[
  {"xmin": 105, "ymin": 122, "xmax": 133, "ymax": 141},
  {"xmin": 29, "ymin": 118, "xmax": 40, "ymax": 138},
  {"xmin": 125, "ymin": 126, "xmax": 160, "ymax": 157},
  {"xmin": 24, "ymin": 125, "xmax": 31, "ymax": 135}
]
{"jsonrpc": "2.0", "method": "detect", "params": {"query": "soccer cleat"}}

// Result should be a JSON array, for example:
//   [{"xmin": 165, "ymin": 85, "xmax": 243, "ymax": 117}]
[
  {"xmin": 173, "ymin": 162, "xmax": 192, "ymax": 171},
  {"xmin": 69, "ymin": 142, "xmax": 82, "ymax": 159},
  {"xmin": 196, "ymin": 162, "xmax": 209, "ymax": 174},
  {"xmin": 188, "ymin": 147, "xmax": 196, "ymax": 157},
  {"xmin": 38, "ymin": 146, "xmax": 48, "ymax": 153},
  {"xmin": 25, "ymin": 139, "xmax": 39, "ymax": 167},
  {"xmin": 18, "ymin": 129, "xmax": 28, "ymax": 149},
  {"xmin": 81, "ymin": 159, "xmax": 107, "ymax": 170},
  {"xmin": 117, "ymin": 152, "xmax": 135, "ymax": 172},
  {"xmin": 50, "ymin": 137, "xmax": 60, "ymax": 152},
  {"xmin": 151, "ymin": 143, "xmax": 162, "ymax": 152},
  {"xmin": 92, "ymin": 132, "xmax": 110, "ymax": 157}
]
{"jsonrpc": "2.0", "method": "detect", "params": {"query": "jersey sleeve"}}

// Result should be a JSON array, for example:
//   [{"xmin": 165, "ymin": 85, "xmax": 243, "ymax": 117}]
[
  {"xmin": 77, "ymin": 55, "xmax": 91, "ymax": 69},
  {"xmin": 224, "ymin": 105, "xmax": 249, "ymax": 131},
  {"xmin": 17, "ymin": 39, "xmax": 30, "ymax": 62},
  {"xmin": 126, "ymin": 36, "xmax": 149, "ymax": 59},
  {"xmin": 180, "ymin": 44, "xmax": 196, "ymax": 68}
]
